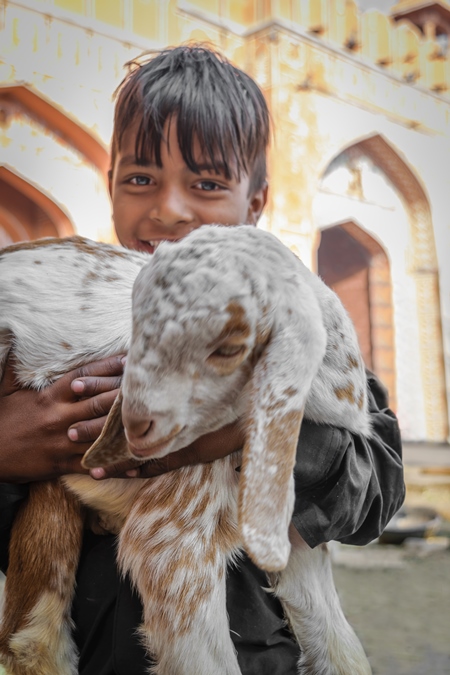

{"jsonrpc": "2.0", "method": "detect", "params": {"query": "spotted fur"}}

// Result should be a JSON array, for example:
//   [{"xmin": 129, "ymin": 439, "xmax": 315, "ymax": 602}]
[{"xmin": 0, "ymin": 226, "xmax": 371, "ymax": 675}]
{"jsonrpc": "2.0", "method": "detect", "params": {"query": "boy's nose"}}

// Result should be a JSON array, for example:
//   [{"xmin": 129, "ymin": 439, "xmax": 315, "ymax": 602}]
[{"xmin": 148, "ymin": 187, "xmax": 194, "ymax": 231}]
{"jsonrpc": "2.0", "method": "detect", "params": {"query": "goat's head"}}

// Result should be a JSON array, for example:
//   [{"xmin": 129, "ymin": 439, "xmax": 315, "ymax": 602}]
[{"xmin": 83, "ymin": 225, "xmax": 327, "ymax": 570}]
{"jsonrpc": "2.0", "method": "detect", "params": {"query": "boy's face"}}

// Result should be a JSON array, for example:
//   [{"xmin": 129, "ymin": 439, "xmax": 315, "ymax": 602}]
[{"xmin": 109, "ymin": 120, "xmax": 267, "ymax": 253}]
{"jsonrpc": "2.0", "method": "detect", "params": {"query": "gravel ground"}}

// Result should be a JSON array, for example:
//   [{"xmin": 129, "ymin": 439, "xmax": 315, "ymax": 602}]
[{"xmin": 332, "ymin": 531, "xmax": 450, "ymax": 675}]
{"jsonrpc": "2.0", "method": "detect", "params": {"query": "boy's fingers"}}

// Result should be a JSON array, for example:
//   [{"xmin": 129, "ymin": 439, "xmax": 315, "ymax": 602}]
[
  {"xmin": 54, "ymin": 355, "xmax": 126, "ymax": 401},
  {"xmin": 68, "ymin": 390, "xmax": 119, "ymax": 441},
  {"xmin": 92, "ymin": 447, "xmax": 201, "ymax": 480},
  {"xmin": 89, "ymin": 458, "xmax": 146, "ymax": 480},
  {"xmin": 71, "ymin": 375, "xmax": 123, "ymax": 398},
  {"xmin": 72, "ymin": 355, "xmax": 126, "ymax": 379},
  {"xmin": 90, "ymin": 422, "xmax": 244, "ymax": 479},
  {"xmin": 75, "ymin": 389, "xmax": 119, "ymax": 420},
  {"xmin": 68, "ymin": 415, "xmax": 109, "ymax": 443}
]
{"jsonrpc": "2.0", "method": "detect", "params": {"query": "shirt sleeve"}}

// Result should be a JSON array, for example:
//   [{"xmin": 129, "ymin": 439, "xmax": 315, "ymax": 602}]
[{"xmin": 291, "ymin": 372, "xmax": 405, "ymax": 548}]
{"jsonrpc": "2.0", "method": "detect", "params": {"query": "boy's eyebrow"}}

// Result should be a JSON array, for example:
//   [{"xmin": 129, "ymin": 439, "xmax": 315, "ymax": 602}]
[
  {"xmin": 118, "ymin": 155, "xmax": 154, "ymax": 167},
  {"xmin": 118, "ymin": 155, "xmax": 233, "ymax": 177},
  {"xmin": 194, "ymin": 162, "xmax": 229, "ymax": 176}
]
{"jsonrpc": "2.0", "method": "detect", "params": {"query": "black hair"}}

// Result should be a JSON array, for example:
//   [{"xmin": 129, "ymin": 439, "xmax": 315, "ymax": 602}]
[{"xmin": 111, "ymin": 45, "xmax": 270, "ymax": 194}]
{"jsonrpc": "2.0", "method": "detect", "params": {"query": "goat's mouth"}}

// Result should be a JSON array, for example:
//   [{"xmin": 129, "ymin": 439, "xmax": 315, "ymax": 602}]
[{"xmin": 126, "ymin": 425, "xmax": 186, "ymax": 459}]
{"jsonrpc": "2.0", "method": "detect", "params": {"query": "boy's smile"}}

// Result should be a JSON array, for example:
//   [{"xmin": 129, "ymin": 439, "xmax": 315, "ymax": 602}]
[{"xmin": 109, "ymin": 121, "xmax": 267, "ymax": 252}]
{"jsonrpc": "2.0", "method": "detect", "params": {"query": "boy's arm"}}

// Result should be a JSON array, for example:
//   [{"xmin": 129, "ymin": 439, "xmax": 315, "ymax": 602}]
[{"xmin": 292, "ymin": 372, "xmax": 405, "ymax": 547}]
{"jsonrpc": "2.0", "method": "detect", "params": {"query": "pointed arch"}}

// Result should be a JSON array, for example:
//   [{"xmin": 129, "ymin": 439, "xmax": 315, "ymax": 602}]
[
  {"xmin": 0, "ymin": 167, "xmax": 74, "ymax": 243},
  {"xmin": 319, "ymin": 134, "xmax": 448, "ymax": 441},
  {"xmin": 0, "ymin": 85, "xmax": 110, "ymax": 180}
]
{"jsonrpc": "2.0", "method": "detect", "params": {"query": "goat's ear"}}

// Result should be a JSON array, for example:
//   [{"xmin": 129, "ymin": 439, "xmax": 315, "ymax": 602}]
[
  {"xmin": 238, "ymin": 305, "xmax": 326, "ymax": 571},
  {"xmin": 82, "ymin": 391, "xmax": 131, "ymax": 468},
  {"xmin": 238, "ymin": 399, "xmax": 303, "ymax": 572}
]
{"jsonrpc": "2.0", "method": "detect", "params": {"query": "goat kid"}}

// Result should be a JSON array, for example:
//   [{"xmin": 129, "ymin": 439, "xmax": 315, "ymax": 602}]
[{"xmin": 0, "ymin": 225, "xmax": 372, "ymax": 675}]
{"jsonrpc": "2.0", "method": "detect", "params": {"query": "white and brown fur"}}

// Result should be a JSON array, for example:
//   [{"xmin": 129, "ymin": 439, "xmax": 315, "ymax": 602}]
[{"xmin": 0, "ymin": 225, "xmax": 372, "ymax": 675}]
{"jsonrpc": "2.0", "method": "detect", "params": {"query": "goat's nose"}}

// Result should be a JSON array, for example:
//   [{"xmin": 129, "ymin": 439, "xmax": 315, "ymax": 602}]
[{"xmin": 123, "ymin": 412, "xmax": 153, "ymax": 442}]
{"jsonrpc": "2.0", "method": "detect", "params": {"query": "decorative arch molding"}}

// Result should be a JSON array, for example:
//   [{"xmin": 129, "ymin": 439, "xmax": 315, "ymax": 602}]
[
  {"xmin": 0, "ymin": 206, "xmax": 29, "ymax": 244},
  {"xmin": 0, "ymin": 85, "xmax": 110, "ymax": 180},
  {"xmin": 320, "ymin": 134, "xmax": 448, "ymax": 441},
  {"xmin": 0, "ymin": 166, "xmax": 74, "ymax": 240}
]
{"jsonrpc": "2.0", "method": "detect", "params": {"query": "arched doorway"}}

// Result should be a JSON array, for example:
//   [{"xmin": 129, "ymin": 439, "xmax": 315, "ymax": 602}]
[
  {"xmin": 318, "ymin": 221, "xmax": 396, "ymax": 409},
  {"xmin": 0, "ymin": 167, "xmax": 73, "ymax": 246},
  {"xmin": 314, "ymin": 133, "xmax": 448, "ymax": 441}
]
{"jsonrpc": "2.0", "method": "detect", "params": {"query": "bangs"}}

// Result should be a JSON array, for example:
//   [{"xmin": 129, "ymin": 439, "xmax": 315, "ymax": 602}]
[{"xmin": 113, "ymin": 46, "xmax": 269, "ymax": 189}]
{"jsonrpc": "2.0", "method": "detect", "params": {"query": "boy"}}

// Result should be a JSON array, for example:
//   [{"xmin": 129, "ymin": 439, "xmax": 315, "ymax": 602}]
[{"xmin": 0, "ymin": 46, "xmax": 404, "ymax": 674}]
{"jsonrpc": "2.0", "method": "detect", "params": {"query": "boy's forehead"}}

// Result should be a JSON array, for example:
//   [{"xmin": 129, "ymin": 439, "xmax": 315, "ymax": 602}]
[{"xmin": 117, "ymin": 119, "xmax": 240, "ymax": 177}]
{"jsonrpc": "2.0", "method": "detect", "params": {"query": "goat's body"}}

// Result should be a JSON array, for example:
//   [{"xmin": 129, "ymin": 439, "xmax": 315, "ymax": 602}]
[{"xmin": 0, "ymin": 228, "xmax": 372, "ymax": 675}]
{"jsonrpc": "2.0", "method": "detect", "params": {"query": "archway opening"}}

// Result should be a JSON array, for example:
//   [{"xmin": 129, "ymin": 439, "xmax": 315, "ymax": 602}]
[
  {"xmin": 0, "ymin": 167, "xmax": 73, "ymax": 246},
  {"xmin": 318, "ymin": 221, "xmax": 396, "ymax": 409}
]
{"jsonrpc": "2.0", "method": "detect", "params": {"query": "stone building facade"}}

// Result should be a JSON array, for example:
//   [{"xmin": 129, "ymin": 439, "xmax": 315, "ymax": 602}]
[{"xmin": 1, "ymin": 0, "xmax": 449, "ymax": 442}]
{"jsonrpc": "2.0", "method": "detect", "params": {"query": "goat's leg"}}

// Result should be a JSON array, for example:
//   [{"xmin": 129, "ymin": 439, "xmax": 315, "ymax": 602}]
[
  {"xmin": 269, "ymin": 524, "xmax": 371, "ymax": 675},
  {"xmin": 118, "ymin": 461, "xmax": 242, "ymax": 675},
  {"xmin": 0, "ymin": 480, "xmax": 84, "ymax": 675}
]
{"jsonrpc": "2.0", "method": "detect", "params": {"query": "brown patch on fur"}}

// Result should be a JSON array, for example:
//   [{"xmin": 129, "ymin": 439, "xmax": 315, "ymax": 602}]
[
  {"xmin": 283, "ymin": 386, "xmax": 298, "ymax": 397},
  {"xmin": 347, "ymin": 354, "xmax": 359, "ymax": 369},
  {"xmin": 255, "ymin": 325, "xmax": 271, "ymax": 346},
  {"xmin": 357, "ymin": 390, "xmax": 365, "ymax": 409},
  {"xmin": 0, "ymin": 480, "xmax": 84, "ymax": 653},
  {"xmin": 239, "ymin": 408, "xmax": 304, "ymax": 572},
  {"xmin": 120, "ymin": 461, "xmax": 238, "ymax": 637},
  {"xmin": 0, "ymin": 235, "xmax": 129, "ymax": 262},
  {"xmin": 33, "ymin": 260, "xmax": 42, "ymax": 265},
  {"xmin": 84, "ymin": 271, "xmax": 99, "ymax": 283},
  {"xmin": 266, "ymin": 399, "xmax": 286, "ymax": 412},
  {"xmin": 60, "ymin": 342, "xmax": 72, "ymax": 350},
  {"xmin": 71, "ymin": 237, "xmax": 129, "ymax": 260},
  {"xmin": 0, "ymin": 237, "xmax": 67, "ymax": 257},
  {"xmin": 262, "ymin": 410, "xmax": 302, "ymax": 495},
  {"xmin": 216, "ymin": 302, "xmax": 250, "ymax": 342},
  {"xmin": 334, "ymin": 383, "xmax": 356, "ymax": 404},
  {"xmin": 206, "ymin": 303, "xmax": 251, "ymax": 375}
]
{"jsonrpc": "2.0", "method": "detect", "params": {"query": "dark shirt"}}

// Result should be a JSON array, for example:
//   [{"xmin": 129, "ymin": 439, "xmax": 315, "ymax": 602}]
[{"xmin": 0, "ymin": 373, "xmax": 404, "ymax": 674}]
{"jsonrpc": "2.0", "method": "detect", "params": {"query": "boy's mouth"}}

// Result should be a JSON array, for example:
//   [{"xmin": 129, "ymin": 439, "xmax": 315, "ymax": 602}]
[{"xmin": 137, "ymin": 240, "xmax": 165, "ymax": 254}]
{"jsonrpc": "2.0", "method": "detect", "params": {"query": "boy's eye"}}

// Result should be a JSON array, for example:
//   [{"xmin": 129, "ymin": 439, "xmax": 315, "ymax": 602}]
[
  {"xmin": 197, "ymin": 180, "xmax": 221, "ymax": 191},
  {"xmin": 130, "ymin": 176, "xmax": 151, "ymax": 186}
]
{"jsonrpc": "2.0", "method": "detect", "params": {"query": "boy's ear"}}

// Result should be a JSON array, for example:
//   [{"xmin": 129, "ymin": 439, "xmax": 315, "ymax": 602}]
[
  {"xmin": 108, "ymin": 169, "xmax": 113, "ymax": 198},
  {"xmin": 247, "ymin": 183, "xmax": 268, "ymax": 225}
]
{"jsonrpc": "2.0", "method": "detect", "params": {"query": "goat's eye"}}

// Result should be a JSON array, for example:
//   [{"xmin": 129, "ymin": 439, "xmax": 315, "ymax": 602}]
[{"xmin": 211, "ymin": 345, "xmax": 246, "ymax": 358}]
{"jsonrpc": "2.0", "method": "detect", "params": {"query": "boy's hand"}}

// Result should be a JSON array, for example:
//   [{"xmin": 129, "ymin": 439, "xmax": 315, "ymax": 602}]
[
  {"xmin": 0, "ymin": 355, "xmax": 124, "ymax": 483},
  {"xmin": 89, "ymin": 421, "xmax": 244, "ymax": 480}
]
